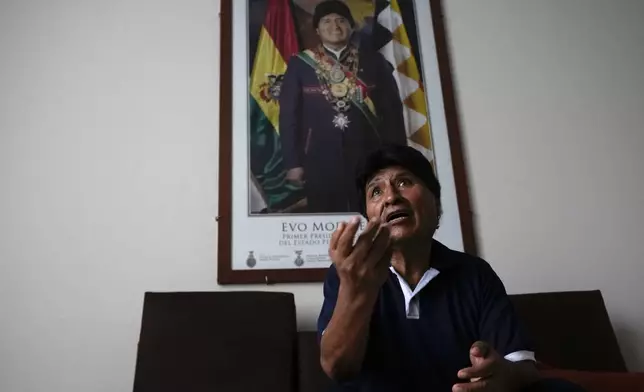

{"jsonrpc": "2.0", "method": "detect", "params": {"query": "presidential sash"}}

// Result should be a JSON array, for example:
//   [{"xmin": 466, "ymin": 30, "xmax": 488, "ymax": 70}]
[{"xmin": 296, "ymin": 49, "xmax": 380, "ymax": 135}]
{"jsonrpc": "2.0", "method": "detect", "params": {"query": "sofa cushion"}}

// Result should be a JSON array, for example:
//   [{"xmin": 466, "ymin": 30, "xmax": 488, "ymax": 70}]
[{"xmin": 133, "ymin": 291, "xmax": 297, "ymax": 392}]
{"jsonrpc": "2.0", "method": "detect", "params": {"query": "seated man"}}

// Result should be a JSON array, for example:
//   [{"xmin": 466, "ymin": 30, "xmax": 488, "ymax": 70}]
[{"xmin": 318, "ymin": 145, "xmax": 585, "ymax": 391}]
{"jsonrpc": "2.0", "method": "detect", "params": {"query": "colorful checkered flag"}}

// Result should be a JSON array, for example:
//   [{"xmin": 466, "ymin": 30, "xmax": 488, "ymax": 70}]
[{"xmin": 373, "ymin": 0, "xmax": 434, "ymax": 162}]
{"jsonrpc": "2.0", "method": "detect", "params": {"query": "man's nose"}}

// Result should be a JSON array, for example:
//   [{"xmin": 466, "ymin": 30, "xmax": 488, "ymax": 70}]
[{"xmin": 383, "ymin": 186, "xmax": 401, "ymax": 205}]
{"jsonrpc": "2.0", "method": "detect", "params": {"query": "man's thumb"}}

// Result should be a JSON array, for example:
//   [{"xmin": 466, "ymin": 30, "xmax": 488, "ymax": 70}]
[{"xmin": 470, "ymin": 341, "xmax": 491, "ymax": 359}]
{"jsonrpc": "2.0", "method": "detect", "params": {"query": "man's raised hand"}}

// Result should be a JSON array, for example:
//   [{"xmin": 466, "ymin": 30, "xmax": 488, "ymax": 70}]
[{"xmin": 329, "ymin": 216, "xmax": 392, "ymax": 295}]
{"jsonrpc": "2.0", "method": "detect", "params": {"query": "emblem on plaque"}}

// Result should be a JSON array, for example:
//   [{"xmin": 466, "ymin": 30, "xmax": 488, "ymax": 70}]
[
  {"xmin": 246, "ymin": 251, "xmax": 257, "ymax": 268},
  {"xmin": 294, "ymin": 250, "xmax": 304, "ymax": 267}
]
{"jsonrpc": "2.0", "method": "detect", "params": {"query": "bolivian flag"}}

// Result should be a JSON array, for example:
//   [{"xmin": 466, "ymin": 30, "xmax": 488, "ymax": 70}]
[{"xmin": 249, "ymin": 0, "xmax": 304, "ymax": 212}]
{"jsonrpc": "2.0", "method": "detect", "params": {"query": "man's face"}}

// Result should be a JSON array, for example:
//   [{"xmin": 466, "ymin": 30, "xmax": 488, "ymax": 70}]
[
  {"xmin": 364, "ymin": 166, "xmax": 439, "ymax": 243},
  {"xmin": 316, "ymin": 13, "xmax": 352, "ymax": 47}
]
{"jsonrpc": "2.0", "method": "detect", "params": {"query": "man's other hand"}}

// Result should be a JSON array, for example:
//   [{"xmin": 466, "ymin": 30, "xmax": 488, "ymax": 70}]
[{"xmin": 453, "ymin": 341, "xmax": 514, "ymax": 392}]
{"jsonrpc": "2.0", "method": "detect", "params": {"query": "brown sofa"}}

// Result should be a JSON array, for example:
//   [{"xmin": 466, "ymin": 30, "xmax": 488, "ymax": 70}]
[{"xmin": 132, "ymin": 290, "xmax": 643, "ymax": 391}]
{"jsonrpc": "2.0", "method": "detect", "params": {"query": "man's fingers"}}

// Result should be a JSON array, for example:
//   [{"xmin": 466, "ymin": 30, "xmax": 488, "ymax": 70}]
[
  {"xmin": 453, "ymin": 342, "xmax": 501, "ymax": 391},
  {"xmin": 452, "ymin": 379, "xmax": 489, "ymax": 392},
  {"xmin": 364, "ymin": 225, "xmax": 391, "ymax": 267},
  {"xmin": 335, "ymin": 216, "xmax": 362, "ymax": 258},
  {"xmin": 358, "ymin": 216, "xmax": 382, "ymax": 243},
  {"xmin": 350, "ymin": 217, "xmax": 383, "ymax": 260},
  {"xmin": 376, "ymin": 247, "xmax": 393, "ymax": 269},
  {"xmin": 457, "ymin": 361, "xmax": 494, "ymax": 380},
  {"xmin": 329, "ymin": 222, "xmax": 347, "ymax": 254}
]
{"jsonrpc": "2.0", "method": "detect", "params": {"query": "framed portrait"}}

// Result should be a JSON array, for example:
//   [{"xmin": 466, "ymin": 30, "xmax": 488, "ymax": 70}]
[{"xmin": 217, "ymin": 0, "xmax": 477, "ymax": 284}]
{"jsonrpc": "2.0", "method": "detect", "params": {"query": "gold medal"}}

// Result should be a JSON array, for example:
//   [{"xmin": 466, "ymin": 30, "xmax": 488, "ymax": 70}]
[
  {"xmin": 330, "ymin": 83, "xmax": 348, "ymax": 98},
  {"xmin": 329, "ymin": 66, "xmax": 345, "ymax": 83}
]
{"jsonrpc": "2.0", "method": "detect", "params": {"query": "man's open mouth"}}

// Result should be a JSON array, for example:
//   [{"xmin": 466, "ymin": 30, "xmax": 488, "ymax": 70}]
[{"xmin": 384, "ymin": 210, "xmax": 411, "ymax": 224}]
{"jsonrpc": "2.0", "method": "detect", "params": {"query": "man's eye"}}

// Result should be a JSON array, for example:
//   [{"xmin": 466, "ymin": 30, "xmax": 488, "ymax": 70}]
[
  {"xmin": 371, "ymin": 187, "xmax": 382, "ymax": 198},
  {"xmin": 397, "ymin": 178, "xmax": 412, "ymax": 187}
]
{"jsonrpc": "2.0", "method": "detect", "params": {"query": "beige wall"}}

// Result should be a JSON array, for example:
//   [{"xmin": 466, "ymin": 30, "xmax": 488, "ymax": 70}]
[
  {"xmin": 1, "ymin": 1, "xmax": 642, "ymax": 391},
  {"xmin": 444, "ymin": 0, "xmax": 644, "ymax": 372}
]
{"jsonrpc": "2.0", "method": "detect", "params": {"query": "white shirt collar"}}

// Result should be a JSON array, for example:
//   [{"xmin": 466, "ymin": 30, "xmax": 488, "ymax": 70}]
[
  {"xmin": 389, "ymin": 266, "xmax": 440, "ymax": 319},
  {"xmin": 323, "ymin": 44, "xmax": 347, "ymax": 59}
]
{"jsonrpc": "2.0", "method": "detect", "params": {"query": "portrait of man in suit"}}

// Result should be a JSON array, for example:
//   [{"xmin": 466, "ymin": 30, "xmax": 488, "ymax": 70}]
[{"xmin": 248, "ymin": 0, "xmax": 434, "ymax": 215}]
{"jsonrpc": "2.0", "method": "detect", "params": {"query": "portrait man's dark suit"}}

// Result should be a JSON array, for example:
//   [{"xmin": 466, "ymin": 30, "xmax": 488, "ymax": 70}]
[{"xmin": 278, "ymin": 0, "xmax": 407, "ymax": 214}]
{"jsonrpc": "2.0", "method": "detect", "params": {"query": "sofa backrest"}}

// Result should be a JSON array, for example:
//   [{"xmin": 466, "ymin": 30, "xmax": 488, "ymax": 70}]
[
  {"xmin": 132, "ymin": 289, "xmax": 626, "ymax": 392},
  {"xmin": 132, "ymin": 291, "xmax": 297, "ymax": 392},
  {"xmin": 509, "ymin": 290, "xmax": 627, "ymax": 372}
]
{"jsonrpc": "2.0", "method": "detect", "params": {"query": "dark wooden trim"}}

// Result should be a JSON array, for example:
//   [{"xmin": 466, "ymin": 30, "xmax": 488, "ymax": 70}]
[
  {"xmin": 217, "ymin": 0, "xmax": 478, "ymax": 284},
  {"xmin": 216, "ymin": 0, "xmax": 234, "ymax": 284},
  {"xmin": 219, "ymin": 267, "xmax": 328, "ymax": 285},
  {"xmin": 430, "ymin": 0, "xmax": 479, "ymax": 256}
]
